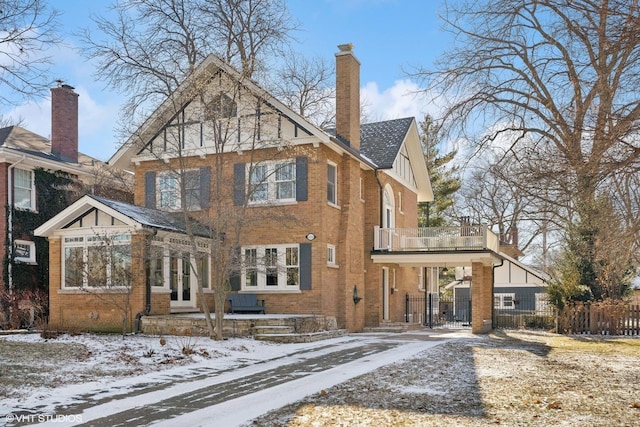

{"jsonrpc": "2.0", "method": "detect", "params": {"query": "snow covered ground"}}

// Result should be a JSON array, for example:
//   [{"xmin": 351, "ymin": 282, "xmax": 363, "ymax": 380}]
[{"xmin": 0, "ymin": 330, "xmax": 458, "ymax": 426}]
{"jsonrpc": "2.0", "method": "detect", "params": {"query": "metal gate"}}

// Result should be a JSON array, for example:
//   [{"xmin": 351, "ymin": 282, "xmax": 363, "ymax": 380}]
[{"xmin": 405, "ymin": 292, "xmax": 472, "ymax": 329}]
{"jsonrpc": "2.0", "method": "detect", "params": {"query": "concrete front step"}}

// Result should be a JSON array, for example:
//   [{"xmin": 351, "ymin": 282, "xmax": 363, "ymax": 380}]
[{"xmin": 254, "ymin": 329, "xmax": 347, "ymax": 343}]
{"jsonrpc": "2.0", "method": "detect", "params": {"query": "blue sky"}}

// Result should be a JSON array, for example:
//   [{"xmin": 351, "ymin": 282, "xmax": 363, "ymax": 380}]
[{"xmin": 2, "ymin": 0, "xmax": 451, "ymax": 161}]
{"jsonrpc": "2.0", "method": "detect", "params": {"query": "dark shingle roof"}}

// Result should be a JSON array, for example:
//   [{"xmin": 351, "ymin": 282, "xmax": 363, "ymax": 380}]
[
  {"xmin": 89, "ymin": 195, "xmax": 213, "ymax": 238},
  {"xmin": 325, "ymin": 117, "xmax": 414, "ymax": 168},
  {"xmin": 359, "ymin": 117, "xmax": 414, "ymax": 168}
]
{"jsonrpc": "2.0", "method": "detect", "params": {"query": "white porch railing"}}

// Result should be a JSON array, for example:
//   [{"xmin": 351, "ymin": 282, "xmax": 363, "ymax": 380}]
[{"xmin": 373, "ymin": 226, "xmax": 500, "ymax": 252}]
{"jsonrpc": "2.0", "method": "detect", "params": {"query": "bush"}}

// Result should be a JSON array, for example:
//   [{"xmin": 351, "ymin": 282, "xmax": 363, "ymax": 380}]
[{"xmin": 0, "ymin": 289, "xmax": 48, "ymax": 330}]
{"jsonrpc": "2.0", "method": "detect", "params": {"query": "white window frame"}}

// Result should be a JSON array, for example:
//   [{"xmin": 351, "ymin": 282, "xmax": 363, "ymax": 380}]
[
  {"xmin": 157, "ymin": 172, "xmax": 180, "ymax": 209},
  {"xmin": 150, "ymin": 238, "xmax": 211, "ymax": 292},
  {"xmin": 248, "ymin": 160, "xmax": 296, "ymax": 205},
  {"xmin": 494, "ymin": 293, "xmax": 516, "ymax": 310},
  {"xmin": 14, "ymin": 240, "xmax": 36, "ymax": 263},
  {"xmin": 241, "ymin": 244, "xmax": 300, "ymax": 291},
  {"xmin": 327, "ymin": 161, "xmax": 338, "ymax": 206},
  {"xmin": 327, "ymin": 244, "xmax": 337, "ymax": 267},
  {"xmin": 13, "ymin": 168, "xmax": 35, "ymax": 211},
  {"xmin": 157, "ymin": 170, "xmax": 202, "ymax": 211},
  {"xmin": 61, "ymin": 233, "xmax": 132, "ymax": 289}
]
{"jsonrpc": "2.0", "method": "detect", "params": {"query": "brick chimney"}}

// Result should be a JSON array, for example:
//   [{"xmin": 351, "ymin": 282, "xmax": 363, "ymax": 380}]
[
  {"xmin": 51, "ymin": 83, "xmax": 79, "ymax": 163},
  {"xmin": 335, "ymin": 43, "xmax": 360, "ymax": 150}
]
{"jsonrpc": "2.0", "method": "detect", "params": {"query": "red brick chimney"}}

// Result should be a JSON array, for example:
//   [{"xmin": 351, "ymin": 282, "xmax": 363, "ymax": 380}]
[
  {"xmin": 51, "ymin": 83, "xmax": 79, "ymax": 163},
  {"xmin": 335, "ymin": 43, "xmax": 360, "ymax": 150}
]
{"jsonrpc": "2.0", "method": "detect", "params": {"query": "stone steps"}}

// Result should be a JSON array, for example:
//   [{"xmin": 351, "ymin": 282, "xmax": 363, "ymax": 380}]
[
  {"xmin": 252, "ymin": 325, "xmax": 295, "ymax": 335},
  {"xmin": 363, "ymin": 322, "xmax": 424, "ymax": 333},
  {"xmin": 254, "ymin": 329, "xmax": 347, "ymax": 343}
]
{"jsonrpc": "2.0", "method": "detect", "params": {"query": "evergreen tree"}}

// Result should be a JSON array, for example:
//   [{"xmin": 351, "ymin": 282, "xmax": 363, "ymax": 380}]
[{"xmin": 418, "ymin": 114, "xmax": 460, "ymax": 227}]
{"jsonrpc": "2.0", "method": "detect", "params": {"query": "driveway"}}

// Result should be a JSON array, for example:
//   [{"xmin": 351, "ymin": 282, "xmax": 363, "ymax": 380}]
[{"xmin": 24, "ymin": 331, "xmax": 454, "ymax": 427}]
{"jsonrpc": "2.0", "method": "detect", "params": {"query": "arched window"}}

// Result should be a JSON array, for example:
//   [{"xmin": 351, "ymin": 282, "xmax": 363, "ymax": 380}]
[{"xmin": 383, "ymin": 184, "xmax": 395, "ymax": 228}]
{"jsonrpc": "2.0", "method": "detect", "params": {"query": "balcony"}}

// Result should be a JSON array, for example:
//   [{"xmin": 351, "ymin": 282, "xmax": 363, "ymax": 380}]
[{"xmin": 373, "ymin": 226, "xmax": 500, "ymax": 253}]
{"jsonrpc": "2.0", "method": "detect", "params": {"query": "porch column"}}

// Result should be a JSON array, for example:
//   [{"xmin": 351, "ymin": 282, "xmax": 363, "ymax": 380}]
[{"xmin": 471, "ymin": 261, "xmax": 493, "ymax": 334}]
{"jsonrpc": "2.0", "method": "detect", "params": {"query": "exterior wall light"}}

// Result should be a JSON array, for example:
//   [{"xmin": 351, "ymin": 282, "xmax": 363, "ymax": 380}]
[{"xmin": 353, "ymin": 285, "xmax": 362, "ymax": 304}]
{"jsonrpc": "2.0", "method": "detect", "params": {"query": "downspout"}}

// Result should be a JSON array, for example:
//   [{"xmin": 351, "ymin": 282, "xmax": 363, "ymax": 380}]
[
  {"xmin": 491, "ymin": 257, "xmax": 505, "ymax": 329},
  {"xmin": 7, "ymin": 155, "xmax": 27, "ymax": 292},
  {"xmin": 134, "ymin": 228, "xmax": 156, "ymax": 333}
]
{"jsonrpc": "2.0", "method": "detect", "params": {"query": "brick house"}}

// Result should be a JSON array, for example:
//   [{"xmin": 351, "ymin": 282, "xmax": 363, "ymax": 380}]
[
  {"xmin": 0, "ymin": 84, "xmax": 130, "ymax": 296},
  {"xmin": 35, "ymin": 44, "xmax": 452, "ymax": 333}
]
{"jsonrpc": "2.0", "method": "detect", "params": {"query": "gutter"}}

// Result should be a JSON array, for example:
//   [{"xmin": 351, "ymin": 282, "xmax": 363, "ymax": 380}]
[{"xmin": 134, "ymin": 227, "xmax": 156, "ymax": 333}]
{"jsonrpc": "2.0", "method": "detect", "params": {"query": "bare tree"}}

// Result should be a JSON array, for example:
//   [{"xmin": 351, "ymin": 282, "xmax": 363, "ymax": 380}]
[
  {"xmin": 70, "ymin": 230, "xmax": 135, "ymax": 338},
  {"xmin": 79, "ymin": 0, "xmax": 295, "ymax": 135},
  {"xmin": 82, "ymin": 1, "xmax": 306, "ymax": 340},
  {"xmin": 270, "ymin": 54, "xmax": 335, "ymax": 128},
  {"xmin": 419, "ymin": 0, "xmax": 640, "ymax": 297},
  {"xmin": 0, "ymin": 0, "xmax": 60, "ymax": 106}
]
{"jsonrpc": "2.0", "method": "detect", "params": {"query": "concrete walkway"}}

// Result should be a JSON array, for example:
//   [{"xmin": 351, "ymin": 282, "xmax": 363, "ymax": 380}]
[{"xmin": 31, "ymin": 331, "xmax": 458, "ymax": 427}]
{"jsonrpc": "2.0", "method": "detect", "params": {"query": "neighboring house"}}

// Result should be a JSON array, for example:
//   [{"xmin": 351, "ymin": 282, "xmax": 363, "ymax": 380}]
[
  {"xmin": 0, "ymin": 84, "xmax": 131, "ymax": 294},
  {"xmin": 36, "ymin": 44, "xmax": 436, "ymax": 333},
  {"xmin": 445, "ymin": 253, "xmax": 548, "ymax": 321}
]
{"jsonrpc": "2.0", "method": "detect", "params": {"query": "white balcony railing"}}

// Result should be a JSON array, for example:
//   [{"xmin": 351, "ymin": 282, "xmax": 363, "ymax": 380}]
[{"xmin": 373, "ymin": 226, "xmax": 500, "ymax": 253}]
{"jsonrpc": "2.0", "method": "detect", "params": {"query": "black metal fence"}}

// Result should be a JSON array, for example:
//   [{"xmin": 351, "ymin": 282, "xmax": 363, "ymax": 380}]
[
  {"xmin": 405, "ymin": 292, "xmax": 472, "ymax": 329},
  {"xmin": 405, "ymin": 292, "xmax": 555, "ymax": 330}
]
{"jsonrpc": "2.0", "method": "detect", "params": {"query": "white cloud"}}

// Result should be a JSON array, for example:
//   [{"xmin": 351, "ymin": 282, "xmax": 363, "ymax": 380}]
[{"xmin": 360, "ymin": 79, "xmax": 442, "ymax": 123}]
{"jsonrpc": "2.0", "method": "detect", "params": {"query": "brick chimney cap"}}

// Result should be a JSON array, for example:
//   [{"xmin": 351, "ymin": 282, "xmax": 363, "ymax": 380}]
[
  {"xmin": 54, "ymin": 80, "xmax": 75, "ymax": 91},
  {"xmin": 337, "ymin": 43, "xmax": 354, "ymax": 52}
]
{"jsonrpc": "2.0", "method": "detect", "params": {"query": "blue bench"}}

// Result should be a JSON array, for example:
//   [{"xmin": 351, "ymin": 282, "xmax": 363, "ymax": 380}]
[{"xmin": 227, "ymin": 293, "xmax": 265, "ymax": 314}]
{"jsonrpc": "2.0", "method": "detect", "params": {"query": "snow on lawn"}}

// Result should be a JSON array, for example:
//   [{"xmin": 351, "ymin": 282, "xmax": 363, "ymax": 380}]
[{"xmin": 0, "ymin": 331, "xmax": 343, "ymax": 419}]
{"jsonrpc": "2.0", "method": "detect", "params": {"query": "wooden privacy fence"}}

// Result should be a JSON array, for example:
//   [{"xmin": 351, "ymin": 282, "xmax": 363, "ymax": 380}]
[{"xmin": 557, "ymin": 300, "xmax": 640, "ymax": 335}]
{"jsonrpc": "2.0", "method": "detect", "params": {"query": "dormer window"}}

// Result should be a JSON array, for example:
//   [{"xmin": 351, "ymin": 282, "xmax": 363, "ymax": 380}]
[{"xmin": 206, "ymin": 93, "xmax": 237, "ymax": 120}]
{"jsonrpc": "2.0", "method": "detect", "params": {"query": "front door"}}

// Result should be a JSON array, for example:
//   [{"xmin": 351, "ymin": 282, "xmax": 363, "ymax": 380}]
[
  {"xmin": 170, "ymin": 253, "xmax": 196, "ymax": 308},
  {"xmin": 382, "ymin": 267, "xmax": 390, "ymax": 321}
]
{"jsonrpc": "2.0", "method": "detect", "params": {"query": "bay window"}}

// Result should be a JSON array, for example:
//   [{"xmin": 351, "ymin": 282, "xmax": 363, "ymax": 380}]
[{"xmin": 62, "ymin": 234, "xmax": 132, "ymax": 288}]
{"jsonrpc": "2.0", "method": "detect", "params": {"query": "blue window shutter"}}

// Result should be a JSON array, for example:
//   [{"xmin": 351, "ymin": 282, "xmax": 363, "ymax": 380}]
[
  {"xmin": 233, "ymin": 163, "xmax": 245, "ymax": 205},
  {"xmin": 296, "ymin": 156, "xmax": 308, "ymax": 201},
  {"xmin": 229, "ymin": 246, "xmax": 241, "ymax": 290},
  {"xmin": 229, "ymin": 274, "xmax": 241, "ymax": 291},
  {"xmin": 144, "ymin": 172, "xmax": 156, "ymax": 208},
  {"xmin": 300, "ymin": 243, "xmax": 312, "ymax": 290},
  {"xmin": 200, "ymin": 166, "xmax": 211, "ymax": 209}
]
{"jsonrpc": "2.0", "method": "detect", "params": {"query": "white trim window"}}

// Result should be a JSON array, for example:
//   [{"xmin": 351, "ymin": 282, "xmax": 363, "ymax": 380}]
[
  {"xmin": 157, "ymin": 170, "xmax": 202, "ymax": 210},
  {"xmin": 241, "ymin": 244, "xmax": 299, "ymax": 290},
  {"xmin": 158, "ymin": 172, "xmax": 179, "ymax": 209},
  {"xmin": 14, "ymin": 168, "xmax": 35, "ymax": 210},
  {"xmin": 494, "ymin": 293, "xmax": 516, "ymax": 309},
  {"xmin": 62, "ymin": 234, "xmax": 132, "ymax": 288},
  {"xmin": 327, "ymin": 161, "xmax": 338, "ymax": 205},
  {"xmin": 327, "ymin": 244, "xmax": 337, "ymax": 267},
  {"xmin": 249, "ymin": 160, "xmax": 296, "ymax": 204},
  {"xmin": 14, "ymin": 240, "xmax": 36, "ymax": 263}
]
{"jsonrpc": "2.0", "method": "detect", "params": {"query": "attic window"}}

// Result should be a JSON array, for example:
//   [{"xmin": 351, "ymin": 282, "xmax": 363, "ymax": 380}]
[{"xmin": 206, "ymin": 93, "xmax": 237, "ymax": 120}]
